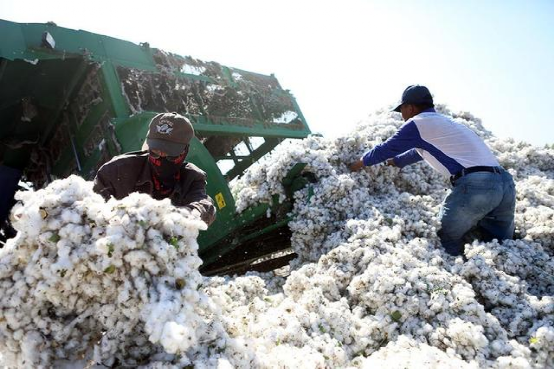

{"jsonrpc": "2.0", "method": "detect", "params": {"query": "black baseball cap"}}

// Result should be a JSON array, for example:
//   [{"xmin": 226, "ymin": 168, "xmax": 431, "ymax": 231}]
[
  {"xmin": 145, "ymin": 113, "xmax": 194, "ymax": 156},
  {"xmin": 392, "ymin": 85, "xmax": 434, "ymax": 112}
]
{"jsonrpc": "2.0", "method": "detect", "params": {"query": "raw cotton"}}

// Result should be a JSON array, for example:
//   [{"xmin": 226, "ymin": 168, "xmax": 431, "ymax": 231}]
[
  {"xmin": 222, "ymin": 105, "xmax": 553, "ymax": 368},
  {"xmin": 0, "ymin": 177, "xmax": 236, "ymax": 367},
  {"xmin": 1, "ymin": 106, "xmax": 553, "ymax": 368}
]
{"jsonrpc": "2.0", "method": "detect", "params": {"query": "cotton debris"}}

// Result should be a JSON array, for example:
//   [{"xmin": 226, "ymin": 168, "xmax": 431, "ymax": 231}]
[{"xmin": 1, "ymin": 106, "xmax": 553, "ymax": 368}]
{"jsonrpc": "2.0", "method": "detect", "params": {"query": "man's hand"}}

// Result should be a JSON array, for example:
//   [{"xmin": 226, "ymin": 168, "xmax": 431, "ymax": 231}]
[
  {"xmin": 385, "ymin": 158, "xmax": 396, "ymax": 167},
  {"xmin": 350, "ymin": 159, "xmax": 364, "ymax": 172}
]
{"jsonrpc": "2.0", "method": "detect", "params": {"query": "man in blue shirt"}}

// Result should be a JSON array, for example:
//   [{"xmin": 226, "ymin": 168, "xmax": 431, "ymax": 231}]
[{"xmin": 350, "ymin": 85, "xmax": 516, "ymax": 256}]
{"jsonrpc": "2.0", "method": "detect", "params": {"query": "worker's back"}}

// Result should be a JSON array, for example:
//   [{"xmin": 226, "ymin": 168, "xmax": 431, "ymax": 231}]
[{"xmin": 411, "ymin": 111, "xmax": 499, "ymax": 175}]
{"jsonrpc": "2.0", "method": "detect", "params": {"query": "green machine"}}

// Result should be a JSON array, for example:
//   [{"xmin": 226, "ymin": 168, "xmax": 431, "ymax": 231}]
[{"xmin": 0, "ymin": 20, "xmax": 313, "ymax": 274}]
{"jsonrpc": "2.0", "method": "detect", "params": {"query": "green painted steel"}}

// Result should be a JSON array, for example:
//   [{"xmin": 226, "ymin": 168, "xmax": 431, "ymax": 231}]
[{"xmin": 0, "ymin": 19, "xmax": 312, "ymax": 270}]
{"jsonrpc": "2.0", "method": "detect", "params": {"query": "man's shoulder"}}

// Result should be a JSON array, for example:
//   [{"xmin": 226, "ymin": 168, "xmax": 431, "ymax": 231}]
[
  {"xmin": 411, "ymin": 112, "xmax": 453, "ymax": 130},
  {"xmin": 412, "ymin": 111, "xmax": 447, "ymax": 122},
  {"xmin": 98, "ymin": 151, "xmax": 148, "ymax": 173},
  {"xmin": 182, "ymin": 162, "xmax": 207, "ymax": 179},
  {"xmin": 105, "ymin": 151, "xmax": 147, "ymax": 165}
]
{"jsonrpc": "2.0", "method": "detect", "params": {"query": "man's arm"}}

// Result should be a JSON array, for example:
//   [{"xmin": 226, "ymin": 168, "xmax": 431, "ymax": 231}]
[
  {"xmin": 93, "ymin": 166, "xmax": 116, "ymax": 200},
  {"xmin": 351, "ymin": 121, "xmax": 423, "ymax": 171},
  {"xmin": 392, "ymin": 148, "xmax": 423, "ymax": 168},
  {"xmin": 182, "ymin": 174, "xmax": 216, "ymax": 226},
  {"xmin": 362, "ymin": 121, "xmax": 422, "ymax": 166}
]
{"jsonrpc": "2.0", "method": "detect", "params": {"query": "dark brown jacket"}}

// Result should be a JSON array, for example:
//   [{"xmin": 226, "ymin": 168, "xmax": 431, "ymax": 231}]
[{"xmin": 93, "ymin": 151, "xmax": 216, "ymax": 225}]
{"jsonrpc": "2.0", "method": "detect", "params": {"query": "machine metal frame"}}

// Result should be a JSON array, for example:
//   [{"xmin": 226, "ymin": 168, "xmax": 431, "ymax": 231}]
[{"xmin": 0, "ymin": 20, "xmax": 312, "ymax": 273}]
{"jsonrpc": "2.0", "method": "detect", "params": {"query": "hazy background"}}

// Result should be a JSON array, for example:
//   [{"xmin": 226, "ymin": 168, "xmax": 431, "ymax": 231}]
[{"xmin": 2, "ymin": 0, "xmax": 553, "ymax": 145}]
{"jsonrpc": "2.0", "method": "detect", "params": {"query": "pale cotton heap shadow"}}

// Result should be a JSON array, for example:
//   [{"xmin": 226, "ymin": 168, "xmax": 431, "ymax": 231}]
[{"xmin": 0, "ymin": 106, "xmax": 553, "ymax": 368}]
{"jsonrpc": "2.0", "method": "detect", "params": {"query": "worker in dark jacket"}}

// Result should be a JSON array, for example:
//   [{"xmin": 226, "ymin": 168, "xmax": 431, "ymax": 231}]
[
  {"xmin": 93, "ymin": 112, "xmax": 216, "ymax": 226},
  {"xmin": 350, "ymin": 85, "xmax": 516, "ymax": 256}
]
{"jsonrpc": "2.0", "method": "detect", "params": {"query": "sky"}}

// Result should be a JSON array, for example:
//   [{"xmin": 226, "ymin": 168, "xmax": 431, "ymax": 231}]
[{"xmin": 2, "ymin": 0, "xmax": 553, "ymax": 146}]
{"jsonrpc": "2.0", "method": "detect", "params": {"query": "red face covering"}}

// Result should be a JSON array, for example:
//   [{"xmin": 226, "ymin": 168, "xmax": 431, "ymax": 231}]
[{"xmin": 148, "ymin": 146, "xmax": 188, "ymax": 195}]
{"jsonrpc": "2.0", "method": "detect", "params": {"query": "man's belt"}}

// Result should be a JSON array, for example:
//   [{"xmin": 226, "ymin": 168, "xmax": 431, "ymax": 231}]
[{"xmin": 450, "ymin": 166, "xmax": 501, "ymax": 183}]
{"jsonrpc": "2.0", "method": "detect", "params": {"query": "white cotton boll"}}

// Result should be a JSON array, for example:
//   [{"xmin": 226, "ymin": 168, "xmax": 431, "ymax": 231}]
[
  {"xmin": 446, "ymin": 318, "xmax": 489, "ymax": 351},
  {"xmin": 495, "ymin": 356, "xmax": 532, "ymax": 369},
  {"xmin": 216, "ymin": 358, "xmax": 234, "ymax": 369},
  {"xmin": 60, "ymin": 208, "xmax": 82, "ymax": 224},
  {"xmin": 527, "ymin": 324, "xmax": 554, "ymax": 368},
  {"xmin": 159, "ymin": 321, "xmax": 197, "ymax": 354},
  {"xmin": 359, "ymin": 335, "xmax": 479, "ymax": 369},
  {"xmin": 20, "ymin": 331, "xmax": 45, "ymax": 367},
  {"xmin": 11, "ymin": 203, "xmax": 44, "ymax": 239}
]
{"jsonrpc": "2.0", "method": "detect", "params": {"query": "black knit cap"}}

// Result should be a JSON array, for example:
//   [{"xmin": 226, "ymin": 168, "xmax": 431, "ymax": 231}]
[
  {"xmin": 146, "ymin": 113, "xmax": 194, "ymax": 156},
  {"xmin": 392, "ymin": 85, "xmax": 434, "ymax": 112}
]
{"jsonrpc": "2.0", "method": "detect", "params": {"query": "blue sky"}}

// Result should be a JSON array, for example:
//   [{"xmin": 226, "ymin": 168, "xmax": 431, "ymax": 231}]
[{"xmin": 2, "ymin": 0, "xmax": 553, "ymax": 145}]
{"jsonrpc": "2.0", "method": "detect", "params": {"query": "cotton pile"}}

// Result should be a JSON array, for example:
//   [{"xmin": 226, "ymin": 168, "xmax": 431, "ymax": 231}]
[
  {"xmin": 226, "ymin": 105, "xmax": 553, "ymax": 368},
  {"xmin": 0, "ymin": 178, "xmax": 236, "ymax": 367},
  {"xmin": 1, "ymin": 106, "xmax": 553, "ymax": 368}
]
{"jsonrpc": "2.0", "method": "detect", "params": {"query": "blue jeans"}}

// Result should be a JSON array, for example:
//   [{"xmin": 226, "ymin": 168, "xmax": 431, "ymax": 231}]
[{"xmin": 438, "ymin": 168, "xmax": 516, "ymax": 256}]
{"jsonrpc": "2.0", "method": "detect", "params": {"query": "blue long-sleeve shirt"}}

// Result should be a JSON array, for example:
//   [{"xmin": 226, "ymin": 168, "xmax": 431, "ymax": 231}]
[{"xmin": 362, "ymin": 109, "xmax": 499, "ymax": 176}]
